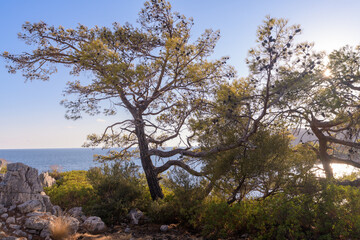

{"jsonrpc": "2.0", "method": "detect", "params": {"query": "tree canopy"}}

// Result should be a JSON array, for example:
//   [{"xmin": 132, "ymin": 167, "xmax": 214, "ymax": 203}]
[{"xmin": 3, "ymin": 0, "xmax": 360, "ymax": 200}]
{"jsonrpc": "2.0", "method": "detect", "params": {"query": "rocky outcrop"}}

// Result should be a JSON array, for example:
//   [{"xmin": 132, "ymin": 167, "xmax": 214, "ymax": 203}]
[
  {"xmin": 0, "ymin": 162, "xmax": 107, "ymax": 239},
  {"xmin": 39, "ymin": 172, "xmax": 56, "ymax": 188},
  {"xmin": 0, "ymin": 163, "xmax": 52, "ymax": 212}
]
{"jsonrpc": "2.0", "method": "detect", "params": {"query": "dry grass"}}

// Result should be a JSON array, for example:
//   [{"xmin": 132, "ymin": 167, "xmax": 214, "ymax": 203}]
[{"xmin": 49, "ymin": 216, "xmax": 72, "ymax": 240}]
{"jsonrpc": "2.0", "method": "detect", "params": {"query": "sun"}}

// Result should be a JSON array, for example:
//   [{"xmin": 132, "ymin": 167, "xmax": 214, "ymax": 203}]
[{"xmin": 323, "ymin": 69, "xmax": 332, "ymax": 77}]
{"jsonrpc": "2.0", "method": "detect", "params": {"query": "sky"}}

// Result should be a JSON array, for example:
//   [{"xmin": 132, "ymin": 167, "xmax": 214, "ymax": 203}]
[{"xmin": 1, "ymin": 0, "xmax": 360, "ymax": 149}]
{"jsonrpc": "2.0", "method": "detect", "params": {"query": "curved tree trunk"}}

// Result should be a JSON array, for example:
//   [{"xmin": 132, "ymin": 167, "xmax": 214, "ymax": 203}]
[{"xmin": 135, "ymin": 118, "xmax": 164, "ymax": 200}]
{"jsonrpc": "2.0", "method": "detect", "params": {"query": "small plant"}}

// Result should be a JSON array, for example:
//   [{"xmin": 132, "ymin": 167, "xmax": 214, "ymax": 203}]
[
  {"xmin": 0, "ymin": 164, "xmax": 7, "ymax": 174},
  {"xmin": 45, "ymin": 170, "xmax": 97, "ymax": 211},
  {"xmin": 49, "ymin": 216, "xmax": 71, "ymax": 240}
]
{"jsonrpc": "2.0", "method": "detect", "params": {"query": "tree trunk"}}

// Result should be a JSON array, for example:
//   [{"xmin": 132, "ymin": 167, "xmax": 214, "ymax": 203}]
[
  {"xmin": 319, "ymin": 139, "xmax": 334, "ymax": 179},
  {"xmin": 135, "ymin": 118, "xmax": 164, "ymax": 200}
]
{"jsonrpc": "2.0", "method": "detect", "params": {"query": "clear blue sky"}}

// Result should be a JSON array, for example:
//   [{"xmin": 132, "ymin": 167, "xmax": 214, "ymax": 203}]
[{"xmin": 1, "ymin": 0, "xmax": 360, "ymax": 149}]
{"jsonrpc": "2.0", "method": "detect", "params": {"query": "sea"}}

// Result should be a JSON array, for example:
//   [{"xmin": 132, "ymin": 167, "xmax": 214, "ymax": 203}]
[{"xmin": 0, "ymin": 148, "xmax": 140, "ymax": 173}]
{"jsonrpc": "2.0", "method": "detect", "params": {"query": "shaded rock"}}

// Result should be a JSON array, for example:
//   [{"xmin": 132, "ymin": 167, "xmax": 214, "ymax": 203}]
[
  {"xmin": 40, "ymin": 228, "xmax": 51, "ymax": 238},
  {"xmin": 6, "ymin": 216, "xmax": 16, "ymax": 224},
  {"xmin": 1, "ymin": 237, "xmax": 18, "ymax": 240},
  {"xmin": 41, "ymin": 195, "xmax": 53, "ymax": 212},
  {"xmin": 17, "ymin": 200, "xmax": 44, "ymax": 214},
  {"xmin": 24, "ymin": 215, "xmax": 54, "ymax": 230},
  {"xmin": 39, "ymin": 172, "xmax": 56, "ymax": 188},
  {"xmin": 83, "ymin": 216, "xmax": 107, "ymax": 234},
  {"xmin": 51, "ymin": 205, "xmax": 63, "ymax": 217},
  {"xmin": 1, "ymin": 213, "xmax": 8, "ymax": 219},
  {"xmin": 128, "ymin": 208, "xmax": 143, "ymax": 225},
  {"xmin": 9, "ymin": 224, "xmax": 21, "ymax": 230},
  {"xmin": 13, "ymin": 229, "xmax": 27, "ymax": 237},
  {"xmin": 160, "ymin": 225, "xmax": 168, "ymax": 232},
  {"xmin": 9, "ymin": 205, "xmax": 16, "ymax": 212},
  {"xmin": 0, "ymin": 204, "xmax": 7, "ymax": 214},
  {"xmin": 67, "ymin": 207, "xmax": 85, "ymax": 222},
  {"xmin": 65, "ymin": 216, "xmax": 80, "ymax": 235},
  {"xmin": 124, "ymin": 227, "xmax": 131, "ymax": 233}
]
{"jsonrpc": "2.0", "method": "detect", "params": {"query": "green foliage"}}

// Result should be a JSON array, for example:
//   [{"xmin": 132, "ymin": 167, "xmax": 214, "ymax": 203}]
[
  {"xmin": 147, "ymin": 169, "xmax": 205, "ymax": 227},
  {"xmin": 86, "ymin": 161, "xmax": 150, "ymax": 225},
  {"xmin": 196, "ymin": 182, "xmax": 360, "ymax": 240},
  {"xmin": 44, "ymin": 170, "xmax": 96, "ymax": 211},
  {"xmin": 0, "ymin": 164, "xmax": 6, "ymax": 174}
]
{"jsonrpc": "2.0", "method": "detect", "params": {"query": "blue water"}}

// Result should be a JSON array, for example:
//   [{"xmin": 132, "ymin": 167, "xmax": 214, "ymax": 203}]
[{"xmin": 0, "ymin": 148, "xmax": 131, "ymax": 173}]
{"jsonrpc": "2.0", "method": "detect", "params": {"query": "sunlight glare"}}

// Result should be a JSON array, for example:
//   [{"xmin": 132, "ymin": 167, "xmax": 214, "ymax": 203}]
[{"xmin": 323, "ymin": 69, "xmax": 332, "ymax": 77}]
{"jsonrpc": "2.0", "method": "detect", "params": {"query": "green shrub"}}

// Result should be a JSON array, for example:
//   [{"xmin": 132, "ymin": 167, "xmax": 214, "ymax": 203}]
[
  {"xmin": 0, "ymin": 164, "xmax": 6, "ymax": 174},
  {"xmin": 147, "ymin": 169, "xmax": 205, "ymax": 228},
  {"xmin": 44, "ymin": 170, "xmax": 96, "ymax": 211},
  {"xmin": 198, "ymin": 182, "xmax": 360, "ymax": 240},
  {"xmin": 86, "ymin": 161, "xmax": 150, "ymax": 225}
]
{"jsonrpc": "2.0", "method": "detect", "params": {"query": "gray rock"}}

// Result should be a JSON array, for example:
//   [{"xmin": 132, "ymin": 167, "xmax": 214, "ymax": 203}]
[
  {"xmin": 6, "ymin": 216, "xmax": 15, "ymax": 224},
  {"xmin": 67, "ymin": 207, "xmax": 85, "ymax": 221},
  {"xmin": 1, "ymin": 237, "xmax": 18, "ymax": 240},
  {"xmin": 39, "ymin": 172, "xmax": 56, "ymax": 188},
  {"xmin": 26, "ymin": 211, "xmax": 47, "ymax": 217},
  {"xmin": 51, "ymin": 205, "xmax": 63, "ymax": 217},
  {"xmin": 1, "ymin": 213, "xmax": 8, "ymax": 219},
  {"xmin": 9, "ymin": 224, "xmax": 21, "ymax": 230},
  {"xmin": 0, "ymin": 163, "xmax": 48, "ymax": 207},
  {"xmin": 24, "ymin": 215, "xmax": 53, "ymax": 230},
  {"xmin": 124, "ymin": 227, "xmax": 131, "ymax": 233},
  {"xmin": 41, "ymin": 195, "xmax": 53, "ymax": 212},
  {"xmin": 40, "ymin": 228, "xmax": 51, "ymax": 238},
  {"xmin": 27, "ymin": 229, "xmax": 38, "ymax": 234},
  {"xmin": 17, "ymin": 200, "xmax": 44, "ymax": 214},
  {"xmin": 13, "ymin": 229, "xmax": 27, "ymax": 237},
  {"xmin": 66, "ymin": 216, "xmax": 80, "ymax": 235},
  {"xmin": 9, "ymin": 205, "xmax": 17, "ymax": 212},
  {"xmin": 128, "ymin": 208, "xmax": 143, "ymax": 225},
  {"xmin": 0, "ymin": 204, "xmax": 7, "ymax": 214},
  {"xmin": 160, "ymin": 225, "xmax": 168, "ymax": 232},
  {"xmin": 83, "ymin": 216, "xmax": 107, "ymax": 234}
]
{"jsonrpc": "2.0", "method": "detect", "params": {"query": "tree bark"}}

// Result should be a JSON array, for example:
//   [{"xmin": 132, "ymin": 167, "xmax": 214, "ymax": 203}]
[
  {"xmin": 135, "ymin": 117, "xmax": 164, "ymax": 200},
  {"xmin": 311, "ymin": 122, "xmax": 334, "ymax": 178}
]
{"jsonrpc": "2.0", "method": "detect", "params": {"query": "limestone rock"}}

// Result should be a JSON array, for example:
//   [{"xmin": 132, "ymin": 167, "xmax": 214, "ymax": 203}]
[
  {"xmin": 51, "ymin": 205, "xmax": 63, "ymax": 217},
  {"xmin": 39, "ymin": 172, "xmax": 56, "ymax": 188},
  {"xmin": 83, "ymin": 216, "xmax": 107, "ymax": 234},
  {"xmin": 128, "ymin": 208, "xmax": 143, "ymax": 225},
  {"xmin": 0, "ymin": 163, "xmax": 48, "ymax": 207},
  {"xmin": 24, "ymin": 214, "xmax": 54, "ymax": 230},
  {"xmin": 17, "ymin": 200, "xmax": 44, "ymax": 214},
  {"xmin": 67, "ymin": 207, "xmax": 85, "ymax": 222},
  {"xmin": 64, "ymin": 216, "xmax": 80, "ymax": 235}
]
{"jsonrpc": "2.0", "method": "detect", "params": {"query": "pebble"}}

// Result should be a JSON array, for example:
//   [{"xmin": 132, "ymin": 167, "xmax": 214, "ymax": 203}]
[
  {"xmin": 160, "ymin": 225, "xmax": 168, "ymax": 232},
  {"xmin": 6, "ymin": 216, "xmax": 16, "ymax": 224}
]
